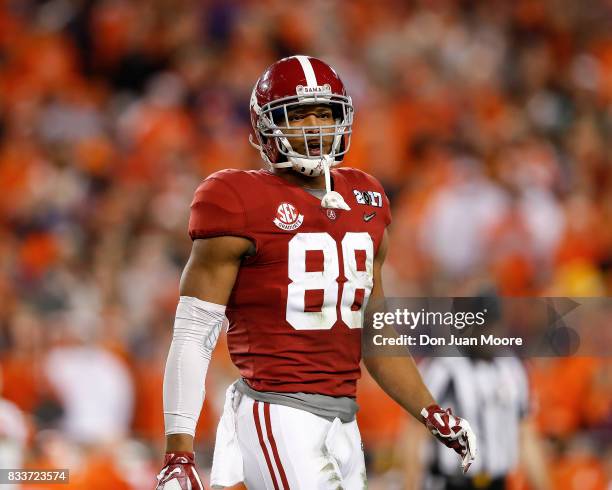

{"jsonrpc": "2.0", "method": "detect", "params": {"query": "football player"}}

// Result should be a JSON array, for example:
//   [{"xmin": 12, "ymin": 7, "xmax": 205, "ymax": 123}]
[{"xmin": 155, "ymin": 55, "xmax": 477, "ymax": 490}]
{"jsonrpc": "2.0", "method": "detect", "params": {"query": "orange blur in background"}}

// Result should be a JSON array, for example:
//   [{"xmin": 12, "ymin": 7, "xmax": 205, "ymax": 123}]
[{"xmin": 0, "ymin": 1, "xmax": 610, "ymax": 489}]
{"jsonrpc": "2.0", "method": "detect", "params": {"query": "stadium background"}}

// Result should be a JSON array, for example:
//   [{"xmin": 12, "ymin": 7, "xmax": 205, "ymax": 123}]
[{"xmin": 0, "ymin": 0, "xmax": 610, "ymax": 488}]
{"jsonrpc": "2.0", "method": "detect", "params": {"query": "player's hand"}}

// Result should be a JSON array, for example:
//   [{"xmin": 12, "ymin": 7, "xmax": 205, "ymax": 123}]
[
  {"xmin": 155, "ymin": 452, "xmax": 205, "ymax": 490},
  {"xmin": 421, "ymin": 404, "xmax": 477, "ymax": 473}
]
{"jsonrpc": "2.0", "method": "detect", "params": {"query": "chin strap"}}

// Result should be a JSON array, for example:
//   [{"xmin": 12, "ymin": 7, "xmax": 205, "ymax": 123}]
[{"xmin": 320, "ymin": 158, "xmax": 350, "ymax": 210}]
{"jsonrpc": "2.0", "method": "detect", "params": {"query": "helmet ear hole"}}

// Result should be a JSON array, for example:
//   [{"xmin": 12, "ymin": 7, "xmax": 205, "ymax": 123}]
[
  {"xmin": 331, "ymin": 105, "xmax": 343, "ymax": 120},
  {"xmin": 271, "ymin": 108, "xmax": 285, "ymax": 124}
]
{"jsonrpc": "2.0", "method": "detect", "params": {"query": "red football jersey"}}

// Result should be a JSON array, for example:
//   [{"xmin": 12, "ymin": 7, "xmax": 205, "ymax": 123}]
[{"xmin": 189, "ymin": 168, "xmax": 391, "ymax": 397}]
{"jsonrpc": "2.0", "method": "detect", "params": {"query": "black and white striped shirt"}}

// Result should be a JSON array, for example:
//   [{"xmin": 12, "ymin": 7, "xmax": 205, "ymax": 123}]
[{"xmin": 420, "ymin": 357, "xmax": 529, "ymax": 479}]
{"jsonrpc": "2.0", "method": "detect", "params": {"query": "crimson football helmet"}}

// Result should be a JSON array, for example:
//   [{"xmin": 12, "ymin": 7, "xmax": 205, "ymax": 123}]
[{"xmin": 249, "ymin": 55, "xmax": 354, "ymax": 177}]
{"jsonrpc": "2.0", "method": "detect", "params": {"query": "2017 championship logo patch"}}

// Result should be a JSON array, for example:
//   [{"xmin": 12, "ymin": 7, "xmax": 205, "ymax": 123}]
[
  {"xmin": 273, "ymin": 202, "xmax": 304, "ymax": 231},
  {"xmin": 353, "ymin": 189, "xmax": 383, "ymax": 207}
]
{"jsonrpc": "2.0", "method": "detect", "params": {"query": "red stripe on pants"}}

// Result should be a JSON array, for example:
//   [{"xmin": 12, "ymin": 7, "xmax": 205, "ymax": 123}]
[
  {"xmin": 253, "ymin": 401, "xmax": 280, "ymax": 490},
  {"xmin": 263, "ymin": 402, "xmax": 291, "ymax": 489}
]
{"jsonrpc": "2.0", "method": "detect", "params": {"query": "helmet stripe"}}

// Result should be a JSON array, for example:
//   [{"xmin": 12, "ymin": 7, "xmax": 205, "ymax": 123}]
[{"xmin": 295, "ymin": 55, "xmax": 318, "ymax": 88}]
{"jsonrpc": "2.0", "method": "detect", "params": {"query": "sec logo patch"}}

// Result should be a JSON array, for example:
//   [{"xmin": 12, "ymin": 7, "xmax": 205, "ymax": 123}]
[{"xmin": 273, "ymin": 202, "xmax": 304, "ymax": 231}]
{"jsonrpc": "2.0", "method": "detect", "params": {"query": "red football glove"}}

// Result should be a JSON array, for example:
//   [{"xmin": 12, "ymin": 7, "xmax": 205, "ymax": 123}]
[
  {"xmin": 155, "ymin": 452, "xmax": 205, "ymax": 490},
  {"xmin": 421, "ymin": 404, "xmax": 478, "ymax": 473}
]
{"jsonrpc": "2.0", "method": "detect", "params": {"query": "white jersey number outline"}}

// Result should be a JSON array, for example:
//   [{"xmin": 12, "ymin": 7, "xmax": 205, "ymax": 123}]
[{"xmin": 286, "ymin": 232, "xmax": 374, "ymax": 330}]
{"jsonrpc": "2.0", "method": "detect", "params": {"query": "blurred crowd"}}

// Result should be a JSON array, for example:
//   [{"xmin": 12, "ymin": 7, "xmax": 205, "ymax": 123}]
[{"xmin": 0, "ymin": 0, "xmax": 610, "ymax": 488}]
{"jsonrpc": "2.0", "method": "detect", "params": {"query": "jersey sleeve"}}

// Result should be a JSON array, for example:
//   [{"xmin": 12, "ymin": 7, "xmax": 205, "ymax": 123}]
[
  {"xmin": 188, "ymin": 175, "xmax": 248, "ymax": 240},
  {"xmin": 381, "ymin": 190, "xmax": 392, "ymax": 227}
]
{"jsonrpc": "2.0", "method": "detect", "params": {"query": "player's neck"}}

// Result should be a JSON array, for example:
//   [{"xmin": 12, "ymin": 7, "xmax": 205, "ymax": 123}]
[{"xmin": 270, "ymin": 168, "xmax": 328, "ymax": 190}]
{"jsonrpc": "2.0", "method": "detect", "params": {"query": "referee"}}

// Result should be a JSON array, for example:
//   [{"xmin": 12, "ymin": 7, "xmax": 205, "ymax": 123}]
[{"xmin": 401, "ymin": 354, "xmax": 551, "ymax": 490}]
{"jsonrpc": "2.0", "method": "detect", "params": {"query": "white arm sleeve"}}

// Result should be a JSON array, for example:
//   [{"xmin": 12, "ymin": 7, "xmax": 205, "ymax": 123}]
[{"xmin": 163, "ymin": 295, "xmax": 227, "ymax": 436}]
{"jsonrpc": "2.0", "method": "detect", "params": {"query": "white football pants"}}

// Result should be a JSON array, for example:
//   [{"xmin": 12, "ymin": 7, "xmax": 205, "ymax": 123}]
[{"xmin": 210, "ymin": 383, "xmax": 367, "ymax": 490}]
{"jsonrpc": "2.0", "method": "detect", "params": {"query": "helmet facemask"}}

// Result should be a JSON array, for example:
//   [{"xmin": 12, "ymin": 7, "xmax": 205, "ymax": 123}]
[{"xmin": 251, "ymin": 85, "xmax": 354, "ymax": 177}]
